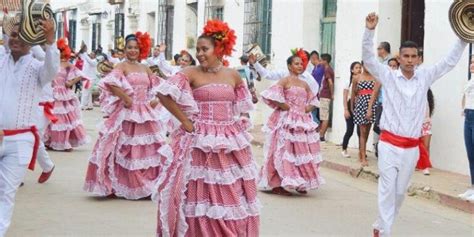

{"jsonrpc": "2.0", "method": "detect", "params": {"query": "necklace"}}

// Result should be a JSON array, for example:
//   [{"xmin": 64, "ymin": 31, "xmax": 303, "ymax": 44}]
[
  {"xmin": 201, "ymin": 62, "xmax": 223, "ymax": 73},
  {"xmin": 126, "ymin": 59, "xmax": 139, "ymax": 64}
]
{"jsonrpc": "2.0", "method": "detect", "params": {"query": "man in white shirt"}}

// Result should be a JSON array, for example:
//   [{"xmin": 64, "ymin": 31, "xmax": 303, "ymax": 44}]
[
  {"xmin": 79, "ymin": 47, "xmax": 98, "ymax": 110},
  {"xmin": 0, "ymin": 20, "xmax": 59, "ymax": 237},
  {"xmin": 363, "ymin": 13, "xmax": 467, "ymax": 237},
  {"xmin": 146, "ymin": 45, "xmax": 161, "ymax": 66}
]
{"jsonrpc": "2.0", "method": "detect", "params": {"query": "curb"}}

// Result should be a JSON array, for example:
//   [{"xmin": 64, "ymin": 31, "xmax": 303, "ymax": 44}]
[{"xmin": 252, "ymin": 136, "xmax": 474, "ymax": 214}]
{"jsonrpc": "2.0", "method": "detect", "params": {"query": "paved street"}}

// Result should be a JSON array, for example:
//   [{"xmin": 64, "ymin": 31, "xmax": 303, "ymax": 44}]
[{"xmin": 7, "ymin": 109, "xmax": 474, "ymax": 237}]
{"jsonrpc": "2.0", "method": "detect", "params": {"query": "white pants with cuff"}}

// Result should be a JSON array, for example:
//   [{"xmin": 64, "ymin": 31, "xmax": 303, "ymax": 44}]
[
  {"xmin": 80, "ymin": 87, "xmax": 92, "ymax": 109},
  {"xmin": 36, "ymin": 105, "xmax": 54, "ymax": 172},
  {"xmin": 372, "ymin": 140, "xmax": 418, "ymax": 237},
  {"xmin": 0, "ymin": 133, "xmax": 34, "ymax": 237}
]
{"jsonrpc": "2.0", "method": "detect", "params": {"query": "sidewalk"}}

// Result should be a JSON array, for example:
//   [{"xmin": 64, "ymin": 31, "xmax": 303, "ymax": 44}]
[{"xmin": 250, "ymin": 125, "xmax": 474, "ymax": 214}]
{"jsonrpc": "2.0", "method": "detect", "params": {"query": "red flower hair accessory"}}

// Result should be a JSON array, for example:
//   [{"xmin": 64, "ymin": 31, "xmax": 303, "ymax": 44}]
[
  {"xmin": 202, "ymin": 20, "xmax": 237, "ymax": 59},
  {"xmin": 291, "ymin": 48, "xmax": 309, "ymax": 70},
  {"xmin": 135, "ymin": 31, "xmax": 151, "ymax": 61},
  {"xmin": 57, "ymin": 37, "xmax": 71, "ymax": 60}
]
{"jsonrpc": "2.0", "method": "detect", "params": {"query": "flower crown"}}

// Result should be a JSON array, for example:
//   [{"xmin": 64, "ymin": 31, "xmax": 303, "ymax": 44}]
[
  {"xmin": 290, "ymin": 48, "xmax": 309, "ymax": 70},
  {"xmin": 202, "ymin": 20, "xmax": 237, "ymax": 60},
  {"xmin": 57, "ymin": 37, "xmax": 71, "ymax": 60}
]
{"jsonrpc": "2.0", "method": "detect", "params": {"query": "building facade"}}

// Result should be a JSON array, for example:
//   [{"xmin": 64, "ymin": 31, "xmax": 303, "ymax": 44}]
[{"xmin": 47, "ymin": 0, "xmax": 471, "ymax": 176}]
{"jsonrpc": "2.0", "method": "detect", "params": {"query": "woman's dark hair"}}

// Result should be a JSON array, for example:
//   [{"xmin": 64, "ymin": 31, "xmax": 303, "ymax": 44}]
[
  {"xmin": 427, "ymin": 89, "xmax": 435, "ymax": 117},
  {"xmin": 173, "ymin": 54, "xmax": 182, "ymax": 63},
  {"xmin": 310, "ymin": 50, "xmax": 319, "ymax": 58},
  {"xmin": 197, "ymin": 35, "xmax": 216, "ymax": 47},
  {"xmin": 125, "ymin": 34, "xmax": 137, "ymax": 45},
  {"xmin": 286, "ymin": 55, "xmax": 299, "ymax": 66},
  {"xmin": 349, "ymin": 61, "xmax": 361, "ymax": 87},
  {"xmin": 387, "ymin": 58, "xmax": 399, "ymax": 66}
]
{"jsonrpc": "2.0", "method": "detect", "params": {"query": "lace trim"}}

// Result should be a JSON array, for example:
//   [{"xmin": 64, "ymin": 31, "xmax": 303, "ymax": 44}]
[
  {"xmin": 191, "ymin": 132, "xmax": 252, "ymax": 153},
  {"xmin": 153, "ymin": 81, "xmax": 199, "ymax": 116},
  {"xmin": 233, "ymin": 99, "xmax": 254, "ymax": 115},
  {"xmin": 184, "ymin": 198, "xmax": 261, "ymax": 220},
  {"xmin": 48, "ymin": 119, "xmax": 85, "ymax": 131},
  {"xmin": 260, "ymin": 87, "xmax": 285, "ymax": 103},
  {"xmin": 45, "ymin": 137, "xmax": 89, "ymax": 150},
  {"xmin": 118, "ymin": 133, "xmax": 166, "ymax": 146},
  {"xmin": 115, "ymin": 145, "xmax": 172, "ymax": 170},
  {"xmin": 188, "ymin": 163, "xmax": 258, "ymax": 185},
  {"xmin": 52, "ymin": 103, "xmax": 81, "ymax": 115}
]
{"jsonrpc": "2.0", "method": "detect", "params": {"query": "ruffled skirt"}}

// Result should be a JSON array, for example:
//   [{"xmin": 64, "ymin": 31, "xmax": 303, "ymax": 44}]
[
  {"xmin": 258, "ymin": 111, "xmax": 325, "ymax": 191},
  {"xmin": 154, "ymin": 119, "xmax": 260, "ymax": 237},
  {"xmin": 44, "ymin": 88, "xmax": 88, "ymax": 150}
]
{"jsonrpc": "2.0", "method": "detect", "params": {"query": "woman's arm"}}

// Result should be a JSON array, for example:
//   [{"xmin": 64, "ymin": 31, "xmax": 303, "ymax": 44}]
[
  {"xmin": 350, "ymin": 76, "xmax": 359, "ymax": 113},
  {"xmin": 65, "ymin": 76, "xmax": 82, "ymax": 88},
  {"xmin": 157, "ymin": 94, "xmax": 194, "ymax": 132},
  {"xmin": 108, "ymin": 85, "xmax": 132, "ymax": 108},
  {"xmin": 366, "ymin": 81, "xmax": 381, "ymax": 120},
  {"xmin": 462, "ymin": 94, "xmax": 466, "ymax": 116}
]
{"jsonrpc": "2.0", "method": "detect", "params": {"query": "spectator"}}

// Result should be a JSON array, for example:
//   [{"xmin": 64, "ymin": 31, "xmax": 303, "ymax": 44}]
[
  {"xmin": 319, "ymin": 53, "xmax": 334, "ymax": 142},
  {"xmin": 341, "ymin": 61, "xmax": 362, "ymax": 158}
]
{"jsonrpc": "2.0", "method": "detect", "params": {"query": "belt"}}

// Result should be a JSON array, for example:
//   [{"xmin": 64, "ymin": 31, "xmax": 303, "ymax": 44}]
[
  {"xmin": 358, "ymin": 89, "xmax": 373, "ymax": 96},
  {"xmin": 380, "ymin": 130, "xmax": 428, "ymax": 162},
  {"xmin": 3, "ymin": 126, "xmax": 40, "ymax": 170},
  {"xmin": 39, "ymin": 102, "xmax": 59, "ymax": 123}
]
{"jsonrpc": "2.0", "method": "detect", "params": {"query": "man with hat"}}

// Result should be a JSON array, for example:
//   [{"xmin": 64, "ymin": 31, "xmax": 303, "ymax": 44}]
[{"xmin": 0, "ymin": 16, "xmax": 58, "ymax": 236}]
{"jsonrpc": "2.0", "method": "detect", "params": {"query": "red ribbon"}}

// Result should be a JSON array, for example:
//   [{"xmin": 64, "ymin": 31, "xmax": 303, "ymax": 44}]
[
  {"xmin": 358, "ymin": 89, "xmax": 373, "ymax": 96},
  {"xmin": 380, "ymin": 130, "xmax": 429, "ymax": 167},
  {"xmin": 39, "ymin": 102, "xmax": 59, "ymax": 124},
  {"xmin": 3, "ymin": 126, "xmax": 40, "ymax": 171}
]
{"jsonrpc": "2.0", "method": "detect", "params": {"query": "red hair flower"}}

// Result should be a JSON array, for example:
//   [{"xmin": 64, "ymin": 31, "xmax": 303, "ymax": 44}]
[
  {"xmin": 291, "ymin": 48, "xmax": 309, "ymax": 70},
  {"xmin": 135, "ymin": 31, "xmax": 151, "ymax": 61},
  {"xmin": 57, "ymin": 37, "xmax": 71, "ymax": 60},
  {"xmin": 202, "ymin": 20, "xmax": 237, "ymax": 59}
]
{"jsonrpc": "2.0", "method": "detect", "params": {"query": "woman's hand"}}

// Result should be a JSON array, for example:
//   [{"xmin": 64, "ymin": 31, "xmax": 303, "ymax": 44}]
[
  {"xmin": 344, "ymin": 109, "xmax": 351, "ymax": 119},
  {"xmin": 182, "ymin": 119, "xmax": 194, "ymax": 133},
  {"xmin": 279, "ymin": 103, "xmax": 290, "ymax": 111},
  {"xmin": 149, "ymin": 99, "xmax": 159, "ymax": 109},
  {"xmin": 123, "ymin": 96, "xmax": 133, "ymax": 108},
  {"xmin": 365, "ymin": 110, "xmax": 373, "ymax": 121},
  {"xmin": 305, "ymin": 106, "xmax": 314, "ymax": 113}
]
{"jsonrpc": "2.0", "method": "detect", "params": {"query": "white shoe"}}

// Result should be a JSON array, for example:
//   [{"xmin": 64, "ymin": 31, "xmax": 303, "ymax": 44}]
[
  {"xmin": 423, "ymin": 168, "xmax": 430, "ymax": 175},
  {"xmin": 341, "ymin": 151, "xmax": 350, "ymax": 158},
  {"xmin": 458, "ymin": 189, "xmax": 474, "ymax": 199},
  {"xmin": 466, "ymin": 193, "xmax": 474, "ymax": 202}
]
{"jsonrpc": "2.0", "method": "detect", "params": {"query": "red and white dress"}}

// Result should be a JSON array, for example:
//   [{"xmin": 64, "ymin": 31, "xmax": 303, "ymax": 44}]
[
  {"xmin": 258, "ymin": 84, "xmax": 324, "ymax": 192},
  {"xmin": 44, "ymin": 66, "xmax": 88, "ymax": 150},
  {"xmin": 153, "ymin": 73, "xmax": 260, "ymax": 237},
  {"xmin": 84, "ymin": 69, "xmax": 171, "ymax": 199}
]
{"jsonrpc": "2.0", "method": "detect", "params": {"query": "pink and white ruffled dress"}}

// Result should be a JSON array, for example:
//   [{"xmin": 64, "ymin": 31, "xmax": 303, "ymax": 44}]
[
  {"xmin": 258, "ymin": 84, "xmax": 325, "ymax": 192},
  {"xmin": 44, "ymin": 66, "xmax": 88, "ymax": 150},
  {"xmin": 84, "ymin": 69, "xmax": 172, "ymax": 199},
  {"xmin": 153, "ymin": 73, "xmax": 260, "ymax": 237}
]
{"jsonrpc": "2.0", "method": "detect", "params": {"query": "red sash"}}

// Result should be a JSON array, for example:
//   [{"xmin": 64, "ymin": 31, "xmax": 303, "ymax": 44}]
[
  {"xmin": 39, "ymin": 102, "xmax": 59, "ymax": 124},
  {"xmin": 358, "ymin": 89, "xmax": 373, "ymax": 96},
  {"xmin": 3, "ymin": 126, "xmax": 40, "ymax": 171},
  {"xmin": 380, "ymin": 130, "xmax": 429, "ymax": 167}
]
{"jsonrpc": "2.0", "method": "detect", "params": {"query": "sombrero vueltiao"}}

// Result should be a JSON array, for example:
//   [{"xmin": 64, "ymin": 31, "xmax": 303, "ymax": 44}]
[
  {"xmin": 19, "ymin": 0, "xmax": 57, "ymax": 45},
  {"xmin": 2, "ymin": 14, "xmax": 21, "ymax": 36},
  {"xmin": 97, "ymin": 61, "xmax": 114, "ymax": 75},
  {"xmin": 449, "ymin": 0, "xmax": 474, "ymax": 43}
]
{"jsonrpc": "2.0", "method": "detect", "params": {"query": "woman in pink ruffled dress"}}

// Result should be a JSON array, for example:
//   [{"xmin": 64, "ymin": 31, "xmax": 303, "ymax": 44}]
[
  {"xmin": 153, "ymin": 20, "xmax": 260, "ymax": 236},
  {"xmin": 258, "ymin": 52, "xmax": 325, "ymax": 196},
  {"xmin": 44, "ymin": 38, "xmax": 88, "ymax": 151},
  {"xmin": 83, "ymin": 32, "xmax": 171, "ymax": 199}
]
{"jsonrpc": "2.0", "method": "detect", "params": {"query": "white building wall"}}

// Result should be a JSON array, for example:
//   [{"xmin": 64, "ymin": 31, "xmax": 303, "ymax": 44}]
[
  {"xmin": 424, "ymin": 0, "xmax": 470, "ymax": 175},
  {"xmin": 223, "ymin": 0, "xmax": 244, "ymax": 66},
  {"xmin": 172, "ymin": 0, "xmax": 187, "ymax": 54}
]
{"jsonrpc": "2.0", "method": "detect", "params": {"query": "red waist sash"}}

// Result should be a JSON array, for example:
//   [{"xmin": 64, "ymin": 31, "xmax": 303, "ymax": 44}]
[
  {"xmin": 380, "ymin": 130, "xmax": 429, "ymax": 164},
  {"xmin": 358, "ymin": 89, "xmax": 373, "ymax": 96},
  {"xmin": 39, "ymin": 102, "xmax": 59, "ymax": 124},
  {"xmin": 3, "ymin": 126, "xmax": 40, "ymax": 171}
]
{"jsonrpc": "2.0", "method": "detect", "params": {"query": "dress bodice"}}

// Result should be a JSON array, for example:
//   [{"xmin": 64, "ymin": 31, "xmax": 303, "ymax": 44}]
[
  {"xmin": 125, "ymin": 72, "xmax": 151, "ymax": 103},
  {"xmin": 192, "ymin": 84, "xmax": 236, "ymax": 123},
  {"xmin": 357, "ymin": 80, "xmax": 375, "ymax": 91},
  {"xmin": 284, "ymin": 86, "xmax": 308, "ymax": 114}
]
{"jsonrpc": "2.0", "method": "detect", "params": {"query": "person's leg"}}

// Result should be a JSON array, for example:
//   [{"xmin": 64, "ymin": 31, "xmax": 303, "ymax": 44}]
[
  {"xmin": 393, "ymin": 147, "xmax": 418, "ymax": 220},
  {"xmin": 319, "ymin": 99, "xmax": 330, "ymax": 140},
  {"xmin": 372, "ymin": 141, "xmax": 399, "ymax": 237},
  {"xmin": 342, "ymin": 115, "xmax": 355, "ymax": 151},
  {"xmin": 37, "ymin": 141, "xmax": 54, "ymax": 173},
  {"xmin": 81, "ymin": 87, "xmax": 92, "ymax": 109},
  {"xmin": 0, "ymin": 142, "xmax": 30, "ymax": 236},
  {"xmin": 465, "ymin": 111, "xmax": 474, "ymax": 186},
  {"xmin": 359, "ymin": 124, "xmax": 371, "ymax": 166}
]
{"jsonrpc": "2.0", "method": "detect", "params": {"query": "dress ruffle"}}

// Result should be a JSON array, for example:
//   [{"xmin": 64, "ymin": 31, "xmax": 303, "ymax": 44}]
[{"xmin": 153, "ymin": 73, "xmax": 199, "ymax": 116}]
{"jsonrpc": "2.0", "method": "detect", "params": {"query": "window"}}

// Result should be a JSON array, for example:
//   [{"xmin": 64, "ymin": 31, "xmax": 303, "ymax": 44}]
[
  {"xmin": 243, "ymin": 0, "xmax": 272, "ymax": 58},
  {"xmin": 157, "ymin": 0, "xmax": 174, "ymax": 58},
  {"xmin": 68, "ymin": 19, "xmax": 77, "ymax": 49},
  {"xmin": 323, "ymin": 0, "xmax": 337, "ymax": 18},
  {"xmin": 212, "ymin": 7, "xmax": 224, "ymax": 20},
  {"xmin": 92, "ymin": 22, "xmax": 101, "ymax": 51},
  {"xmin": 321, "ymin": 0, "xmax": 336, "ymax": 67}
]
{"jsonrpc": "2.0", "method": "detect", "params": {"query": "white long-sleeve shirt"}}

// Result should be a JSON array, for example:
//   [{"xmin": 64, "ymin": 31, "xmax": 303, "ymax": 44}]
[
  {"xmin": 362, "ymin": 28, "xmax": 467, "ymax": 138},
  {"xmin": 253, "ymin": 61, "xmax": 320, "ymax": 96},
  {"xmin": 156, "ymin": 53, "xmax": 181, "ymax": 76},
  {"xmin": 0, "ymin": 44, "xmax": 60, "ymax": 130},
  {"xmin": 79, "ymin": 52, "xmax": 98, "ymax": 79}
]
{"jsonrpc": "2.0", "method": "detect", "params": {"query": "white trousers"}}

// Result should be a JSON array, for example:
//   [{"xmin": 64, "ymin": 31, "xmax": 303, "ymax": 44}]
[
  {"xmin": 36, "ymin": 105, "xmax": 54, "ymax": 172},
  {"xmin": 0, "ymin": 134, "xmax": 34, "ymax": 237},
  {"xmin": 80, "ymin": 87, "xmax": 92, "ymax": 109},
  {"xmin": 373, "ymin": 140, "xmax": 418, "ymax": 237}
]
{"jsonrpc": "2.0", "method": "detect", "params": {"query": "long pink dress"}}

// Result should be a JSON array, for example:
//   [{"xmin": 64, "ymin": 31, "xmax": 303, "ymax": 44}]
[
  {"xmin": 258, "ymin": 84, "xmax": 324, "ymax": 192},
  {"xmin": 153, "ymin": 73, "xmax": 260, "ymax": 237},
  {"xmin": 84, "ymin": 69, "xmax": 171, "ymax": 199},
  {"xmin": 44, "ymin": 66, "xmax": 88, "ymax": 150}
]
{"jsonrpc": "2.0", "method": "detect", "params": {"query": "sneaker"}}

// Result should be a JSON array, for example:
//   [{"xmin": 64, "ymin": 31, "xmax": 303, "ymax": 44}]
[
  {"xmin": 341, "ymin": 150, "xmax": 350, "ymax": 158},
  {"xmin": 458, "ymin": 189, "xmax": 474, "ymax": 199},
  {"xmin": 320, "ymin": 137, "xmax": 326, "ymax": 143},
  {"xmin": 466, "ymin": 193, "xmax": 474, "ymax": 202},
  {"xmin": 423, "ymin": 168, "xmax": 430, "ymax": 176}
]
